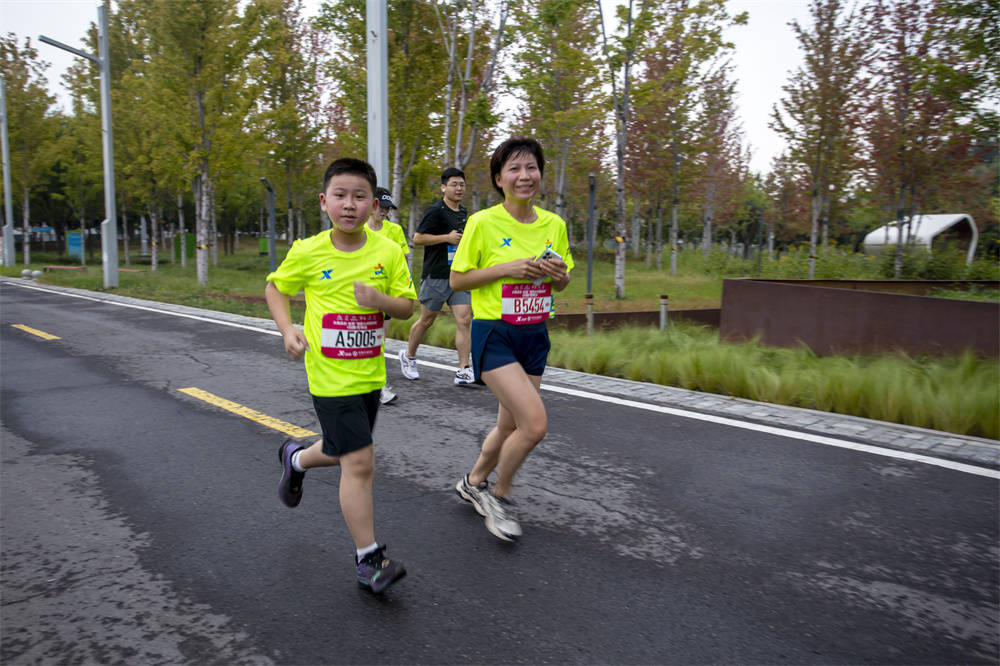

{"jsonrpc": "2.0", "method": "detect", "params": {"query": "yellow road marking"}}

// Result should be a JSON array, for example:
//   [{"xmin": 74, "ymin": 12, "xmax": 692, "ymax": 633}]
[
  {"xmin": 177, "ymin": 387, "xmax": 317, "ymax": 438},
  {"xmin": 11, "ymin": 324, "xmax": 60, "ymax": 340}
]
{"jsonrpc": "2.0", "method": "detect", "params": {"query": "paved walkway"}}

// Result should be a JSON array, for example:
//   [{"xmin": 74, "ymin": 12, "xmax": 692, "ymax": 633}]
[{"xmin": 4, "ymin": 276, "xmax": 998, "ymax": 469}]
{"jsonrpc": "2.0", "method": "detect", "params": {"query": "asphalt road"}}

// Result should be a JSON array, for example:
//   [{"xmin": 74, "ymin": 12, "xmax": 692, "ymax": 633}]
[{"xmin": 2, "ymin": 281, "xmax": 998, "ymax": 665}]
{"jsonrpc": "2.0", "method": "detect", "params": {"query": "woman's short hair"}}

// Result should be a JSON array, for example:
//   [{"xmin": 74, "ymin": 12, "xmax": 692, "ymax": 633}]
[{"xmin": 489, "ymin": 136, "xmax": 544, "ymax": 199}]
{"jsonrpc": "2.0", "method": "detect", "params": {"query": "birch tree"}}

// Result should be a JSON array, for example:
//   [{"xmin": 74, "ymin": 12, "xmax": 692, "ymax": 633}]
[
  {"xmin": 597, "ymin": 0, "xmax": 654, "ymax": 298},
  {"xmin": 864, "ymin": 0, "xmax": 977, "ymax": 276},
  {"xmin": 771, "ymin": 0, "xmax": 868, "ymax": 278},
  {"xmin": 1, "ymin": 35, "xmax": 56, "ymax": 264},
  {"xmin": 630, "ymin": 0, "xmax": 743, "ymax": 273},
  {"xmin": 433, "ymin": 0, "xmax": 509, "ymax": 170},
  {"xmin": 509, "ymin": 0, "xmax": 606, "ymax": 228},
  {"xmin": 143, "ymin": 0, "xmax": 250, "ymax": 285}
]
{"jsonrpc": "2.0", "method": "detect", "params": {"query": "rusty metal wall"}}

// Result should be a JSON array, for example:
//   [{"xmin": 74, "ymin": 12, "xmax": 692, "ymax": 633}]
[{"xmin": 720, "ymin": 279, "xmax": 1000, "ymax": 357}]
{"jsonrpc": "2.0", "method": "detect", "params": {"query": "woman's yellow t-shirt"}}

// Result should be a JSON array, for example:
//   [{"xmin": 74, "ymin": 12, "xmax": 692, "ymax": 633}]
[{"xmin": 451, "ymin": 204, "xmax": 574, "ymax": 323}]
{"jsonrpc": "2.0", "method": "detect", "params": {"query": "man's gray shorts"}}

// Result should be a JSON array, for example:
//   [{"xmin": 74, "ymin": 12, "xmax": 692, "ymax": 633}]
[{"xmin": 419, "ymin": 278, "xmax": 471, "ymax": 311}]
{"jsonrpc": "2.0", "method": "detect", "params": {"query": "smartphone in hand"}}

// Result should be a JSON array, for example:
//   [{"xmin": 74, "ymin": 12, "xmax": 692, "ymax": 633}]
[
  {"xmin": 538, "ymin": 247, "xmax": 562, "ymax": 262},
  {"xmin": 533, "ymin": 247, "xmax": 562, "ymax": 284}
]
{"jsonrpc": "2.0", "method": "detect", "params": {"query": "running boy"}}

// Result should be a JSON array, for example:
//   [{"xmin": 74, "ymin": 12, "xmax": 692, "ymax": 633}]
[
  {"xmin": 366, "ymin": 187, "xmax": 410, "ymax": 405},
  {"xmin": 450, "ymin": 137, "xmax": 573, "ymax": 541},
  {"xmin": 267, "ymin": 158, "xmax": 415, "ymax": 593}
]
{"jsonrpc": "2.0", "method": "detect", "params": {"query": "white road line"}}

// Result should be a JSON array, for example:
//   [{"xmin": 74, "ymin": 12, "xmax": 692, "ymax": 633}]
[
  {"xmin": 7, "ymin": 280, "xmax": 998, "ymax": 480},
  {"xmin": 5, "ymin": 281, "xmax": 282, "ymax": 336}
]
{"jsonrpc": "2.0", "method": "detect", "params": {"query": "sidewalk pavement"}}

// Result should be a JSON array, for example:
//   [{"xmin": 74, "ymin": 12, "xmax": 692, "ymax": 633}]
[{"xmin": 4, "ymin": 276, "xmax": 997, "ymax": 470}]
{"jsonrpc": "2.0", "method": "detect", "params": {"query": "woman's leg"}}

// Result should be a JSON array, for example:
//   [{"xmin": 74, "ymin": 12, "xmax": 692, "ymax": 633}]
[
  {"xmin": 467, "ymin": 403, "xmax": 515, "ymax": 487},
  {"xmin": 479, "ymin": 363, "xmax": 545, "ymax": 497}
]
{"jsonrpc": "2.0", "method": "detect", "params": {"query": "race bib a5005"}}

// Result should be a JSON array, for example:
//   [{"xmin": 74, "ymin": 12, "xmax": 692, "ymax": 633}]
[
  {"xmin": 320, "ymin": 312, "xmax": 384, "ymax": 359},
  {"xmin": 500, "ymin": 283, "xmax": 551, "ymax": 325}
]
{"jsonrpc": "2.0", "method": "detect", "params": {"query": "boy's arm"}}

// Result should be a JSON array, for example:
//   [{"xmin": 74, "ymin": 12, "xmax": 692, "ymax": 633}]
[
  {"xmin": 353, "ymin": 282, "xmax": 414, "ymax": 320},
  {"xmin": 265, "ymin": 281, "xmax": 308, "ymax": 360}
]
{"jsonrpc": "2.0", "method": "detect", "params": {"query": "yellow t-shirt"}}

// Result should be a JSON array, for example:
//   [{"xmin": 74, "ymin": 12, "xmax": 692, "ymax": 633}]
[
  {"xmin": 267, "ymin": 228, "xmax": 416, "ymax": 397},
  {"xmin": 367, "ymin": 220, "xmax": 409, "ymax": 255},
  {"xmin": 451, "ymin": 204, "xmax": 574, "ymax": 323}
]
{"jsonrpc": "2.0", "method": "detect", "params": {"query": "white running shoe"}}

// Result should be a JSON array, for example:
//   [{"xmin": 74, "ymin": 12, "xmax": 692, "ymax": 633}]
[
  {"xmin": 454, "ymin": 366, "xmax": 474, "ymax": 385},
  {"xmin": 398, "ymin": 350, "xmax": 419, "ymax": 380},
  {"xmin": 455, "ymin": 474, "xmax": 489, "ymax": 516},
  {"xmin": 379, "ymin": 386, "xmax": 397, "ymax": 405},
  {"xmin": 482, "ymin": 492, "xmax": 522, "ymax": 541}
]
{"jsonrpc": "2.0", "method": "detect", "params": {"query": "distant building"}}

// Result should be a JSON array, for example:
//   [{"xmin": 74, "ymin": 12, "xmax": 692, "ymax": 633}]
[{"xmin": 863, "ymin": 213, "xmax": 978, "ymax": 264}]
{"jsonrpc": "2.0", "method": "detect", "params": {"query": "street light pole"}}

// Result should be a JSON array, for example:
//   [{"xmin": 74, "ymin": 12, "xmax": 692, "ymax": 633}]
[
  {"xmin": 40, "ymin": 3, "xmax": 119, "ymax": 287},
  {"xmin": 366, "ymin": 0, "xmax": 389, "ymax": 187},
  {"xmin": 587, "ymin": 173, "xmax": 596, "ymax": 295},
  {"xmin": 260, "ymin": 178, "xmax": 277, "ymax": 274},
  {"xmin": 0, "ymin": 78, "xmax": 15, "ymax": 267}
]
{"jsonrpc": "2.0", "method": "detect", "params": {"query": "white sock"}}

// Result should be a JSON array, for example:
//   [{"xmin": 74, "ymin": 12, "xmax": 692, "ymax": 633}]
[
  {"xmin": 291, "ymin": 450, "xmax": 306, "ymax": 472},
  {"xmin": 356, "ymin": 542, "xmax": 379, "ymax": 560}
]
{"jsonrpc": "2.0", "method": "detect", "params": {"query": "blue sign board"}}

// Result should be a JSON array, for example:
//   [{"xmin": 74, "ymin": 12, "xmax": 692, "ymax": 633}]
[{"xmin": 67, "ymin": 232, "xmax": 83, "ymax": 258}]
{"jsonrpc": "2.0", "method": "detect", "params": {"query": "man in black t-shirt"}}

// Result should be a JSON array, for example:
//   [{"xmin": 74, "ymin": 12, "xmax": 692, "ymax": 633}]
[{"xmin": 398, "ymin": 167, "xmax": 474, "ymax": 386}]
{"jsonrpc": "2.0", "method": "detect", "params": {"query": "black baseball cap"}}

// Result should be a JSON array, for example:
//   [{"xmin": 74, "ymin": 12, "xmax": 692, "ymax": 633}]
[{"xmin": 378, "ymin": 193, "xmax": 397, "ymax": 209}]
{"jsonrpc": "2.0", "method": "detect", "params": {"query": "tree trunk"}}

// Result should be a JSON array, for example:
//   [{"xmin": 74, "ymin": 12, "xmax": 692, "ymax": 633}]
[
  {"xmin": 808, "ymin": 188, "xmax": 821, "ymax": 279},
  {"xmin": 631, "ymin": 196, "xmax": 641, "ymax": 259},
  {"xmin": 178, "ymin": 193, "xmax": 186, "ymax": 268},
  {"xmin": 211, "ymin": 186, "xmax": 218, "ymax": 265},
  {"xmin": 197, "ymin": 172, "xmax": 210, "ymax": 285},
  {"xmin": 453, "ymin": 0, "xmax": 478, "ymax": 167},
  {"xmin": 893, "ymin": 205, "xmax": 906, "ymax": 279},
  {"xmin": 150, "ymin": 207, "xmax": 159, "ymax": 272},
  {"xmin": 22, "ymin": 188, "xmax": 30, "ymax": 265},
  {"xmin": 614, "ymin": 121, "xmax": 627, "ymax": 298},
  {"xmin": 122, "ymin": 200, "xmax": 130, "ymax": 266},
  {"xmin": 702, "ymin": 183, "xmax": 715, "ymax": 258},
  {"xmin": 669, "ymin": 143, "xmax": 680, "ymax": 274},
  {"xmin": 554, "ymin": 140, "xmax": 569, "ymax": 238},
  {"xmin": 79, "ymin": 213, "xmax": 86, "ymax": 267},
  {"xmin": 654, "ymin": 197, "xmax": 663, "ymax": 270}
]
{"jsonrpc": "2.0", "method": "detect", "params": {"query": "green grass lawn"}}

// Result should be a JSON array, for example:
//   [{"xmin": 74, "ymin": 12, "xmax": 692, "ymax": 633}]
[{"xmin": 4, "ymin": 243, "xmax": 997, "ymax": 439}]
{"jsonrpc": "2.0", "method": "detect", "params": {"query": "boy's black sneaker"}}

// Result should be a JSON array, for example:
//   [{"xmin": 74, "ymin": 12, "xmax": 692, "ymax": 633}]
[
  {"xmin": 356, "ymin": 545, "xmax": 406, "ymax": 594},
  {"xmin": 277, "ymin": 440, "xmax": 305, "ymax": 508}
]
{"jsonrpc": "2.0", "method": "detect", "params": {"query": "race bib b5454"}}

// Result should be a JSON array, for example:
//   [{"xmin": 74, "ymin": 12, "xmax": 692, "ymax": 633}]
[
  {"xmin": 500, "ymin": 283, "xmax": 551, "ymax": 325},
  {"xmin": 320, "ymin": 312, "xmax": 384, "ymax": 359}
]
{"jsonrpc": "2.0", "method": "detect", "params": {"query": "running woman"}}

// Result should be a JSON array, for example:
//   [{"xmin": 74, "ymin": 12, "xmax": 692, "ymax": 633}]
[{"xmin": 449, "ymin": 136, "xmax": 573, "ymax": 541}]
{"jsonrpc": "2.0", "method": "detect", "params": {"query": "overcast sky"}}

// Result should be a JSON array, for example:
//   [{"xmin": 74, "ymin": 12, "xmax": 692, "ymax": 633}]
[{"xmin": 1, "ymin": 0, "xmax": 810, "ymax": 174}]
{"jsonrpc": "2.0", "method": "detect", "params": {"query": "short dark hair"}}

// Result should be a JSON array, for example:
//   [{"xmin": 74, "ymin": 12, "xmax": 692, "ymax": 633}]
[
  {"xmin": 489, "ymin": 136, "xmax": 544, "ymax": 199},
  {"xmin": 323, "ymin": 158, "xmax": 377, "ymax": 194},
  {"xmin": 441, "ymin": 167, "xmax": 465, "ymax": 184}
]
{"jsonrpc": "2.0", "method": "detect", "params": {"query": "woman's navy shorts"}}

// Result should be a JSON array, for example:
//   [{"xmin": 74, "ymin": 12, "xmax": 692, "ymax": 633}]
[
  {"xmin": 470, "ymin": 319, "xmax": 550, "ymax": 384},
  {"xmin": 311, "ymin": 389, "xmax": 380, "ymax": 456}
]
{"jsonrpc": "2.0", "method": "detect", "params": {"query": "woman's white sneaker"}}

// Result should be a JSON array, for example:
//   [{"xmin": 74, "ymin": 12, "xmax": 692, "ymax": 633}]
[{"xmin": 483, "ymin": 492, "xmax": 522, "ymax": 541}]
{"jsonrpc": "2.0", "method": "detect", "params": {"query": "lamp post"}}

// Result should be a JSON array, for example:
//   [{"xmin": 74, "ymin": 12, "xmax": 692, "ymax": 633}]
[
  {"xmin": 260, "ymin": 178, "xmax": 277, "ymax": 274},
  {"xmin": 587, "ymin": 173, "xmax": 596, "ymax": 295},
  {"xmin": 1, "ymin": 78, "xmax": 14, "ymax": 267},
  {"xmin": 585, "ymin": 174, "xmax": 597, "ymax": 335},
  {"xmin": 40, "ymin": 4, "xmax": 118, "ymax": 287}
]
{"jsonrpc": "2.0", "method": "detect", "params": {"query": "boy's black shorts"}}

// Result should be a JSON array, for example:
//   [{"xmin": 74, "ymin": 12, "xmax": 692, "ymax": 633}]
[{"xmin": 311, "ymin": 389, "xmax": 380, "ymax": 456}]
